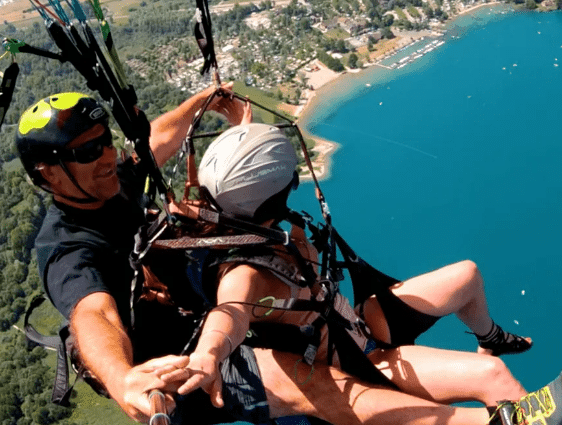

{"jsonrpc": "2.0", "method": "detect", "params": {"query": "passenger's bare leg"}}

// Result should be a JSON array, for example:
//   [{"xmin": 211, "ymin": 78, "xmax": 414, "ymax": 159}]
[
  {"xmin": 362, "ymin": 260, "xmax": 531, "ymax": 352},
  {"xmin": 369, "ymin": 345, "xmax": 527, "ymax": 406},
  {"xmin": 254, "ymin": 348, "xmax": 491, "ymax": 425},
  {"xmin": 392, "ymin": 261, "xmax": 493, "ymax": 335}
]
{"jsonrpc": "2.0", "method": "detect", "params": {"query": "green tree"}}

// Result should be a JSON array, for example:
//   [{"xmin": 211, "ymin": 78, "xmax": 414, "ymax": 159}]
[
  {"xmin": 0, "ymin": 332, "xmax": 73, "ymax": 424},
  {"xmin": 335, "ymin": 39, "xmax": 348, "ymax": 53},
  {"xmin": 381, "ymin": 27, "xmax": 394, "ymax": 39},
  {"xmin": 348, "ymin": 53, "xmax": 359, "ymax": 68},
  {"xmin": 424, "ymin": 6, "xmax": 435, "ymax": 19},
  {"xmin": 10, "ymin": 221, "xmax": 35, "ymax": 257},
  {"xmin": 251, "ymin": 61, "xmax": 268, "ymax": 77}
]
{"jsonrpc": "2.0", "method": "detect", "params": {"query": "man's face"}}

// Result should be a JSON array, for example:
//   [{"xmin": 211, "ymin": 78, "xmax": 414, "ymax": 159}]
[{"xmin": 41, "ymin": 124, "xmax": 120, "ymax": 207}]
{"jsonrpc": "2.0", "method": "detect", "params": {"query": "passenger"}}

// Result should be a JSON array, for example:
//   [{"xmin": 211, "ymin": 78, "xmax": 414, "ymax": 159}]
[
  {"xmin": 155, "ymin": 123, "xmax": 557, "ymax": 425},
  {"xmin": 213, "ymin": 104, "xmax": 530, "ymax": 357}
]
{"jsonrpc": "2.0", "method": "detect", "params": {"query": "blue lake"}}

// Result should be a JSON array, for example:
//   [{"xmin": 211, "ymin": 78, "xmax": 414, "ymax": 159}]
[
  {"xmin": 226, "ymin": 7, "xmax": 562, "ymax": 424},
  {"xmin": 293, "ymin": 6, "xmax": 562, "ymax": 395}
]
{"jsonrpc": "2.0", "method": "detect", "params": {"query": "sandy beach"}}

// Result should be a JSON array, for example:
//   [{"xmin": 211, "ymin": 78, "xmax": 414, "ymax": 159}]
[{"xmin": 296, "ymin": 1, "xmax": 504, "ymax": 181}]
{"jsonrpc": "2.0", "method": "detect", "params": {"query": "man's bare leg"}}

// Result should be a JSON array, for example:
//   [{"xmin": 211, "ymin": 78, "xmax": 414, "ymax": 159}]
[{"xmin": 255, "ymin": 349, "xmax": 491, "ymax": 425}]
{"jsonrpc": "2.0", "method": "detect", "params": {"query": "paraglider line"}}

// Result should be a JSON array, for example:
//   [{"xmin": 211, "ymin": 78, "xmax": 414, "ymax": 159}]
[{"xmin": 311, "ymin": 122, "xmax": 438, "ymax": 159}]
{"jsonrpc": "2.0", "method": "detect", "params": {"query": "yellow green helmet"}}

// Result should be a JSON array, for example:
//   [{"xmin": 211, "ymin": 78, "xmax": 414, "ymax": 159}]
[{"xmin": 15, "ymin": 92, "xmax": 109, "ymax": 180}]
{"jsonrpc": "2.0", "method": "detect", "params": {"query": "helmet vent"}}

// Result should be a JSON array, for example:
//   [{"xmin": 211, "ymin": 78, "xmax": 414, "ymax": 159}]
[{"xmin": 89, "ymin": 107, "xmax": 106, "ymax": 120}]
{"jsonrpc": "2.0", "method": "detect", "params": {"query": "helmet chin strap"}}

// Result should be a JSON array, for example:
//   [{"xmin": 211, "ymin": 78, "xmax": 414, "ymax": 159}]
[{"xmin": 53, "ymin": 160, "xmax": 102, "ymax": 205}]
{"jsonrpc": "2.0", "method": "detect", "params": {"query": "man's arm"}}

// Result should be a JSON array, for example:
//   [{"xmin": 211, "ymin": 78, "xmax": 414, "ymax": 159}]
[
  {"xmin": 148, "ymin": 85, "xmax": 216, "ymax": 168},
  {"xmin": 149, "ymin": 82, "xmax": 249, "ymax": 167},
  {"xmin": 70, "ymin": 292, "xmax": 176, "ymax": 422}
]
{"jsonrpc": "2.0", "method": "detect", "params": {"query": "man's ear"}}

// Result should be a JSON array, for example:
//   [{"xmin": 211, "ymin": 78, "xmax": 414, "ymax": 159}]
[{"xmin": 35, "ymin": 163, "xmax": 59, "ymax": 186}]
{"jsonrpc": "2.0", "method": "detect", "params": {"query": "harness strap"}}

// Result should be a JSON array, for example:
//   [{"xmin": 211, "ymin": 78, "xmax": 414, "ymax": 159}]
[
  {"xmin": 153, "ymin": 233, "xmax": 269, "ymax": 249},
  {"xmin": 266, "ymin": 298, "xmax": 325, "ymax": 312},
  {"xmin": 184, "ymin": 249, "xmax": 213, "ymax": 307},
  {"xmin": 129, "ymin": 211, "xmax": 170, "ymax": 324},
  {"xmin": 0, "ymin": 62, "xmax": 18, "ymax": 129},
  {"xmin": 53, "ymin": 326, "xmax": 74, "ymax": 406},
  {"xmin": 24, "ymin": 296, "xmax": 61, "ymax": 348},
  {"xmin": 303, "ymin": 316, "xmax": 325, "ymax": 365},
  {"xmin": 222, "ymin": 251, "xmax": 307, "ymax": 288},
  {"xmin": 333, "ymin": 229, "xmax": 399, "ymax": 306},
  {"xmin": 327, "ymin": 309, "xmax": 398, "ymax": 389},
  {"xmin": 24, "ymin": 296, "xmax": 74, "ymax": 406}
]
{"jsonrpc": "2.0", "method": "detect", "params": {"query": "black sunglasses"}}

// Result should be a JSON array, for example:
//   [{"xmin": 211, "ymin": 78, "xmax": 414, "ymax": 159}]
[{"xmin": 56, "ymin": 131, "xmax": 113, "ymax": 164}]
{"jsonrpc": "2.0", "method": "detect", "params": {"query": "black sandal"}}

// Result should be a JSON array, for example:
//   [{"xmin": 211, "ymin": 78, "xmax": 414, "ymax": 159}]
[{"xmin": 476, "ymin": 323, "xmax": 533, "ymax": 356}]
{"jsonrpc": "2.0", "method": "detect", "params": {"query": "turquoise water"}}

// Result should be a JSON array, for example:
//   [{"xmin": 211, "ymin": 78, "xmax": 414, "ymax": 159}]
[
  {"xmin": 292, "ymin": 7, "xmax": 562, "ymax": 397},
  {"xmin": 224, "ymin": 8, "xmax": 562, "ymax": 424}
]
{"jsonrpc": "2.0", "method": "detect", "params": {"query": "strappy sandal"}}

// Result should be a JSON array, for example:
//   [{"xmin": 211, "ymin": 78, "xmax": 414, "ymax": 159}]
[{"xmin": 476, "ymin": 323, "xmax": 532, "ymax": 356}]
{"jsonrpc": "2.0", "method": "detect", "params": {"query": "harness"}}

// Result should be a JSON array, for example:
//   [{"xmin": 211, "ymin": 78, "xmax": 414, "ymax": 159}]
[{"xmin": 128, "ymin": 200, "xmax": 401, "ymax": 391}]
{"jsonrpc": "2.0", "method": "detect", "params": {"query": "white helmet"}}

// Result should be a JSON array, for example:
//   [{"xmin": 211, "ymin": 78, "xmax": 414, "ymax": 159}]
[{"xmin": 198, "ymin": 123, "xmax": 298, "ymax": 219}]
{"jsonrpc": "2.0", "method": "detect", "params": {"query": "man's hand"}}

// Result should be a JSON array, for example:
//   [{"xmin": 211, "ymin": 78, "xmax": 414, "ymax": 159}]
[
  {"xmin": 118, "ymin": 356, "xmax": 181, "ymax": 423},
  {"xmin": 207, "ymin": 83, "xmax": 253, "ymax": 125},
  {"xmin": 156, "ymin": 353, "xmax": 224, "ymax": 408}
]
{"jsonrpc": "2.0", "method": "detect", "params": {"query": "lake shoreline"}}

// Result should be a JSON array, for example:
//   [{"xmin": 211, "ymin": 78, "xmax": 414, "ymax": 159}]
[{"xmin": 296, "ymin": 1, "xmax": 509, "ymax": 181}]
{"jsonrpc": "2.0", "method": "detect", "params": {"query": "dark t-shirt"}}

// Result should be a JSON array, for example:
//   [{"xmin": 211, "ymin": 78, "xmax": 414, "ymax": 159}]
[
  {"xmin": 33, "ymin": 161, "xmax": 274, "ymax": 424},
  {"xmin": 34, "ymin": 158, "xmax": 147, "ymax": 323}
]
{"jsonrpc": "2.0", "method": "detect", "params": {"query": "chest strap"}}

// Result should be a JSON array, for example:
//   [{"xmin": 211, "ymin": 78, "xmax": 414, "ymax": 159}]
[{"xmin": 153, "ymin": 233, "xmax": 270, "ymax": 249}]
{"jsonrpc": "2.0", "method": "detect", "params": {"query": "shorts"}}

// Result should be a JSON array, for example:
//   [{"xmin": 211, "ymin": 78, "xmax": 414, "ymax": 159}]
[
  {"xmin": 221, "ymin": 344, "xmax": 271, "ymax": 423},
  {"xmin": 172, "ymin": 345, "xmax": 271, "ymax": 424},
  {"xmin": 358, "ymin": 287, "xmax": 441, "ymax": 346}
]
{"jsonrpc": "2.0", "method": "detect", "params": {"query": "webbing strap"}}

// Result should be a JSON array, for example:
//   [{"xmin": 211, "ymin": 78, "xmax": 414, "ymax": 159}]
[
  {"xmin": 24, "ymin": 296, "xmax": 73, "ymax": 406},
  {"xmin": 153, "ymin": 233, "xmax": 269, "ymax": 249},
  {"xmin": 194, "ymin": 0, "xmax": 218, "ymax": 78},
  {"xmin": 24, "ymin": 296, "xmax": 60, "ymax": 349},
  {"xmin": 327, "ymin": 310, "xmax": 398, "ymax": 390},
  {"xmin": 53, "ymin": 326, "xmax": 73, "ymax": 406},
  {"xmin": 0, "ymin": 62, "xmax": 18, "ymax": 128}
]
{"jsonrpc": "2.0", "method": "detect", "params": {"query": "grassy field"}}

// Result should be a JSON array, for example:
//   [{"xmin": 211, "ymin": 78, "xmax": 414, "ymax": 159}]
[
  {"xmin": 68, "ymin": 383, "xmax": 136, "ymax": 425},
  {"xmin": 324, "ymin": 27, "xmax": 350, "ymax": 40},
  {"xmin": 232, "ymin": 81, "xmax": 295, "ymax": 123},
  {"xmin": 101, "ymin": 0, "xmax": 144, "ymax": 25},
  {"xmin": 1, "ymin": 0, "xmax": 43, "ymax": 27},
  {"xmin": 0, "ymin": 0, "xmax": 143, "ymax": 25},
  {"xmin": 43, "ymin": 352, "xmax": 137, "ymax": 425}
]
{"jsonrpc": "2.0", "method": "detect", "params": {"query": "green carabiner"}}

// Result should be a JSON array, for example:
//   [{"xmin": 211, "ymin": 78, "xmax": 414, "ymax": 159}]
[
  {"xmin": 257, "ymin": 296, "xmax": 276, "ymax": 317},
  {"xmin": 2, "ymin": 38, "xmax": 25, "ymax": 55}
]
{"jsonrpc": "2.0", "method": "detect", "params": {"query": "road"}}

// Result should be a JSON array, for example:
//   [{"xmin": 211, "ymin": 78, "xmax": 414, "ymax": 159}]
[{"xmin": 210, "ymin": 0, "xmax": 293, "ymax": 13}]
